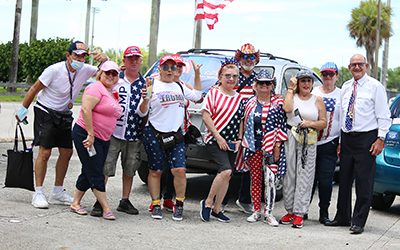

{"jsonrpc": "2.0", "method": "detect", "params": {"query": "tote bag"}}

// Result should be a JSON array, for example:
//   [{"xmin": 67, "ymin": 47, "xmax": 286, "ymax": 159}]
[{"xmin": 4, "ymin": 122, "xmax": 34, "ymax": 191}]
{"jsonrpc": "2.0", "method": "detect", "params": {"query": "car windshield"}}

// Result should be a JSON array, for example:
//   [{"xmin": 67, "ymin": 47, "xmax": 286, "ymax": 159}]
[{"xmin": 390, "ymin": 96, "xmax": 400, "ymax": 118}]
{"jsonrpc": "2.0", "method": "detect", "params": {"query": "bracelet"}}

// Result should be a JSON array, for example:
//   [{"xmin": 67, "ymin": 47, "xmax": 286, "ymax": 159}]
[
  {"xmin": 237, "ymin": 138, "xmax": 243, "ymax": 140},
  {"xmin": 288, "ymin": 87, "xmax": 294, "ymax": 90},
  {"xmin": 88, "ymin": 134, "xmax": 94, "ymax": 137}
]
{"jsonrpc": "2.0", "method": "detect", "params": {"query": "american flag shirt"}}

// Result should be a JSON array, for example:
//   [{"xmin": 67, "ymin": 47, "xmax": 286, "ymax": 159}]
[
  {"xmin": 235, "ymin": 95, "xmax": 288, "ymax": 178},
  {"xmin": 112, "ymin": 75, "xmax": 146, "ymax": 141},
  {"xmin": 202, "ymin": 86, "xmax": 245, "ymax": 144},
  {"xmin": 234, "ymin": 71, "xmax": 257, "ymax": 101}
]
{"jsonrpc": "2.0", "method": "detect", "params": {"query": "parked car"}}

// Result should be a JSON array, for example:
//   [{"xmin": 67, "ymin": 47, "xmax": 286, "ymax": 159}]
[
  {"xmin": 373, "ymin": 95, "xmax": 400, "ymax": 210},
  {"xmin": 137, "ymin": 49, "xmax": 323, "ymax": 201}
]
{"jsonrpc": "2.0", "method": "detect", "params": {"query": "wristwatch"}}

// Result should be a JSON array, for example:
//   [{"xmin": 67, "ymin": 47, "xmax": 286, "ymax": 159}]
[{"xmin": 378, "ymin": 136, "xmax": 385, "ymax": 142}]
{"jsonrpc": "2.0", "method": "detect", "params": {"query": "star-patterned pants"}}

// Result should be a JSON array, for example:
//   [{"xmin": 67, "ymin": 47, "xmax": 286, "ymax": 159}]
[{"xmin": 247, "ymin": 150, "xmax": 277, "ymax": 214}]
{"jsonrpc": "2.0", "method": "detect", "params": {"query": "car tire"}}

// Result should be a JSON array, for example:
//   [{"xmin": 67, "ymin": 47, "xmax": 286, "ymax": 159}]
[
  {"xmin": 137, "ymin": 161, "xmax": 149, "ymax": 184},
  {"xmin": 371, "ymin": 193, "xmax": 395, "ymax": 210},
  {"xmin": 275, "ymin": 179, "xmax": 283, "ymax": 202}
]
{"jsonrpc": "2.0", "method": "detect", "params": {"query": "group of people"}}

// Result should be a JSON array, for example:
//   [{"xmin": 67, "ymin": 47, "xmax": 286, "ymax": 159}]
[{"xmin": 15, "ymin": 41, "xmax": 391, "ymax": 234}]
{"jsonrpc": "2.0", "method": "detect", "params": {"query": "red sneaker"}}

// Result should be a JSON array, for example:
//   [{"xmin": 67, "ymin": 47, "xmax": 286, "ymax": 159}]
[
  {"xmin": 148, "ymin": 203, "xmax": 153, "ymax": 212},
  {"xmin": 163, "ymin": 199, "xmax": 174, "ymax": 212},
  {"xmin": 292, "ymin": 215, "xmax": 304, "ymax": 228},
  {"xmin": 279, "ymin": 213, "xmax": 294, "ymax": 225}
]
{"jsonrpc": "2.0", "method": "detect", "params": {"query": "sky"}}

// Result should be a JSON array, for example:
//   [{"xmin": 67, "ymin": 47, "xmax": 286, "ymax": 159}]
[{"xmin": 0, "ymin": 0, "xmax": 399, "ymax": 70}]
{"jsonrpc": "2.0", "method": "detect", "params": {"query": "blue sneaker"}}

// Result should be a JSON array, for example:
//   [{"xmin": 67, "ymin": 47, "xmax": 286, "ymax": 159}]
[
  {"xmin": 200, "ymin": 200, "xmax": 211, "ymax": 222},
  {"xmin": 211, "ymin": 211, "xmax": 230, "ymax": 223}
]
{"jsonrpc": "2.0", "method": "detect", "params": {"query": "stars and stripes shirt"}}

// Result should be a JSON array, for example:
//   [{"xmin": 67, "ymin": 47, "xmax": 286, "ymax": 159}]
[
  {"xmin": 234, "ymin": 71, "xmax": 257, "ymax": 101},
  {"xmin": 201, "ymin": 86, "xmax": 245, "ymax": 144},
  {"xmin": 112, "ymin": 75, "xmax": 146, "ymax": 141},
  {"xmin": 235, "ymin": 95, "xmax": 288, "ymax": 177}
]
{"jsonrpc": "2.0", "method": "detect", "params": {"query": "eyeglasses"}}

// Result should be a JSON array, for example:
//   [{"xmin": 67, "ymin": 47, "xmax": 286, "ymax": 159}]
[
  {"xmin": 104, "ymin": 71, "xmax": 119, "ymax": 77},
  {"xmin": 242, "ymin": 54, "xmax": 256, "ymax": 60},
  {"xmin": 161, "ymin": 65, "xmax": 177, "ymax": 71},
  {"xmin": 321, "ymin": 71, "xmax": 336, "ymax": 77},
  {"xmin": 223, "ymin": 74, "xmax": 239, "ymax": 80},
  {"xmin": 256, "ymin": 81, "xmax": 274, "ymax": 86},
  {"xmin": 299, "ymin": 78, "xmax": 312, "ymax": 83},
  {"xmin": 349, "ymin": 62, "xmax": 366, "ymax": 68}
]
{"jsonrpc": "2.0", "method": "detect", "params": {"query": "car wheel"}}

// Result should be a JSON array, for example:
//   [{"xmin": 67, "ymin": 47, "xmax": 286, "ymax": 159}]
[
  {"xmin": 371, "ymin": 193, "xmax": 395, "ymax": 210},
  {"xmin": 137, "ymin": 161, "xmax": 149, "ymax": 184},
  {"xmin": 275, "ymin": 179, "xmax": 283, "ymax": 202}
]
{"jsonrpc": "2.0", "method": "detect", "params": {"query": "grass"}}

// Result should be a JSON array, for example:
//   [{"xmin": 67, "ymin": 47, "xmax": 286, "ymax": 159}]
[{"xmin": 0, "ymin": 87, "xmax": 83, "ymax": 103}]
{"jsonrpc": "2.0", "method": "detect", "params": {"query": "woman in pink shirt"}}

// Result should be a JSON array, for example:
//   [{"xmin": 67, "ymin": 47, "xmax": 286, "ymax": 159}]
[{"xmin": 70, "ymin": 61, "xmax": 122, "ymax": 220}]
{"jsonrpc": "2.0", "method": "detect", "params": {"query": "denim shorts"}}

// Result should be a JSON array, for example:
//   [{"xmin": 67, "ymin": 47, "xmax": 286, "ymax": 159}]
[
  {"xmin": 205, "ymin": 143, "xmax": 236, "ymax": 173},
  {"xmin": 141, "ymin": 126, "xmax": 186, "ymax": 171}
]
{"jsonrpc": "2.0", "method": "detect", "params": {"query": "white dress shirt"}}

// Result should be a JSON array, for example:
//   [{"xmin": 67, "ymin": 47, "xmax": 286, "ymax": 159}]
[{"xmin": 340, "ymin": 74, "xmax": 391, "ymax": 138}]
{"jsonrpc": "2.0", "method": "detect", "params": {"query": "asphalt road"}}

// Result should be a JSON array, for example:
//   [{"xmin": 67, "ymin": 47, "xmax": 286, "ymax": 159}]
[{"xmin": 1, "ymin": 102, "xmax": 400, "ymax": 249}]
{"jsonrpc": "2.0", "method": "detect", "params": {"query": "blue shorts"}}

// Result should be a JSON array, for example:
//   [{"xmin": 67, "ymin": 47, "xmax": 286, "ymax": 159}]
[{"xmin": 141, "ymin": 126, "xmax": 186, "ymax": 171}]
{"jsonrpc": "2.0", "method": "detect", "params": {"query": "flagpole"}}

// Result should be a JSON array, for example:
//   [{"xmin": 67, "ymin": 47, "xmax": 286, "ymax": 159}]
[{"xmin": 192, "ymin": 0, "xmax": 202, "ymax": 49}]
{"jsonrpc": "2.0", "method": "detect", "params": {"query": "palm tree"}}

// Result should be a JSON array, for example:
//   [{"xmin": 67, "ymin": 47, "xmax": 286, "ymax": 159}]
[
  {"xmin": 9, "ymin": 0, "xmax": 22, "ymax": 92},
  {"xmin": 30, "ymin": 0, "xmax": 39, "ymax": 43},
  {"xmin": 347, "ymin": 0, "xmax": 391, "ymax": 77}
]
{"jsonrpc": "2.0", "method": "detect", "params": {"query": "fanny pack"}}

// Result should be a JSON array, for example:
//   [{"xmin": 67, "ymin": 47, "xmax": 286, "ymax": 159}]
[
  {"xmin": 37, "ymin": 102, "xmax": 73, "ymax": 130},
  {"xmin": 149, "ymin": 123, "xmax": 184, "ymax": 150}
]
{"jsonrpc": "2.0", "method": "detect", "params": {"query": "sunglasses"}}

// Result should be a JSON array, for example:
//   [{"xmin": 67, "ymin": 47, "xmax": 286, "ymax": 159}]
[
  {"xmin": 242, "ymin": 54, "xmax": 256, "ymax": 60},
  {"xmin": 223, "ymin": 74, "xmax": 239, "ymax": 80},
  {"xmin": 349, "ymin": 62, "xmax": 366, "ymax": 68},
  {"xmin": 104, "ymin": 70, "xmax": 119, "ymax": 77},
  {"xmin": 256, "ymin": 81, "xmax": 274, "ymax": 86},
  {"xmin": 321, "ymin": 71, "xmax": 336, "ymax": 77},
  {"xmin": 161, "ymin": 64, "xmax": 177, "ymax": 71}
]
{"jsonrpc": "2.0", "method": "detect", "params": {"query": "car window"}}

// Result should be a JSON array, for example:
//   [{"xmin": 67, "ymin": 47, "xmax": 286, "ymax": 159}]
[
  {"xmin": 390, "ymin": 97, "xmax": 400, "ymax": 118},
  {"xmin": 281, "ymin": 68, "xmax": 323, "ymax": 95}
]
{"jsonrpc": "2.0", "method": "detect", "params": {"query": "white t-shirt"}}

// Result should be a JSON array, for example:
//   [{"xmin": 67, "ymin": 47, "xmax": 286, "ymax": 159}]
[
  {"xmin": 137, "ymin": 79, "xmax": 202, "ymax": 133},
  {"xmin": 312, "ymin": 86, "xmax": 341, "ymax": 145},
  {"xmin": 36, "ymin": 61, "xmax": 97, "ymax": 111}
]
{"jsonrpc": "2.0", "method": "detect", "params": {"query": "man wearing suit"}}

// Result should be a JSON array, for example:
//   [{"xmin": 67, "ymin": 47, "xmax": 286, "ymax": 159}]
[{"xmin": 326, "ymin": 54, "xmax": 391, "ymax": 234}]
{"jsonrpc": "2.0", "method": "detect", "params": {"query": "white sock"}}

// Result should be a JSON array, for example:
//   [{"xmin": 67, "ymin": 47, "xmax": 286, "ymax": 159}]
[
  {"xmin": 53, "ymin": 186, "xmax": 63, "ymax": 194},
  {"xmin": 35, "ymin": 186, "xmax": 44, "ymax": 193}
]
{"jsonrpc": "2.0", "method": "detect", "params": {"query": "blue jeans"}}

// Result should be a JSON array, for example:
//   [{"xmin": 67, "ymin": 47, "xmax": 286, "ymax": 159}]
[{"xmin": 311, "ymin": 137, "xmax": 339, "ymax": 211}]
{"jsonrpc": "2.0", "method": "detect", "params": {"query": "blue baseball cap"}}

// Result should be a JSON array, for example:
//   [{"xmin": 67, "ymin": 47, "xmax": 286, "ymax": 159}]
[{"xmin": 320, "ymin": 62, "xmax": 338, "ymax": 73}]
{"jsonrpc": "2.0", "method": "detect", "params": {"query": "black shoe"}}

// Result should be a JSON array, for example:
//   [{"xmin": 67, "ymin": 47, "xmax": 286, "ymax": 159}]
[
  {"xmin": 303, "ymin": 213, "xmax": 308, "ymax": 220},
  {"xmin": 350, "ymin": 225, "xmax": 364, "ymax": 234},
  {"xmin": 90, "ymin": 200, "xmax": 103, "ymax": 217},
  {"xmin": 325, "ymin": 219, "xmax": 350, "ymax": 227},
  {"xmin": 319, "ymin": 216, "xmax": 330, "ymax": 225},
  {"xmin": 319, "ymin": 209, "xmax": 329, "ymax": 224},
  {"xmin": 117, "ymin": 199, "xmax": 139, "ymax": 215}
]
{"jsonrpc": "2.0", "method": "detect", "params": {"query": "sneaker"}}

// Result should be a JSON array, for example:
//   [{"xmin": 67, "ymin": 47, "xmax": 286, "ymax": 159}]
[
  {"xmin": 247, "ymin": 212, "xmax": 261, "ymax": 223},
  {"xmin": 200, "ymin": 200, "xmax": 211, "ymax": 222},
  {"xmin": 292, "ymin": 215, "xmax": 304, "ymax": 229},
  {"xmin": 163, "ymin": 199, "xmax": 174, "ymax": 212},
  {"xmin": 235, "ymin": 199, "xmax": 252, "ymax": 214},
  {"xmin": 90, "ymin": 201, "xmax": 103, "ymax": 217},
  {"xmin": 117, "ymin": 199, "xmax": 139, "ymax": 215},
  {"xmin": 211, "ymin": 211, "xmax": 230, "ymax": 223},
  {"xmin": 264, "ymin": 214, "xmax": 279, "ymax": 227},
  {"xmin": 148, "ymin": 203, "xmax": 154, "ymax": 212},
  {"xmin": 279, "ymin": 213, "xmax": 294, "ymax": 225},
  {"xmin": 48, "ymin": 190, "xmax": 73, "ymax": 205},
  {"xmin": 32, "ymin": 192, "xmax": 49, "ymax": 209},
  {"xmin": 172, "ymin": 205, "xmax": 183, "ymax": 221},
  {"xmin": 151, "ymin": 205, "xmax": 163, "ymax": 220}
]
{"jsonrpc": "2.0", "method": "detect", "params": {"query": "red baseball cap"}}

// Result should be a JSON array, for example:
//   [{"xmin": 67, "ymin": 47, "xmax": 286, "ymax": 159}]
[
  {"xmin": 159, "ymin": 55, "xmax": 177, "ymax": 65},
  {"xmin": 171, "ymin": 54, "xmax": 186, "ymax": 66},
  {"xmin": 123, "ymin": 46, "xmax": 143, "ymax": 57}
]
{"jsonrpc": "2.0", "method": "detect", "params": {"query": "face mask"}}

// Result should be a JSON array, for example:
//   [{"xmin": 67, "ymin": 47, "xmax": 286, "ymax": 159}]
[
  {"xmin": 241, "ymin": 64, "xmax": 254, "ymax": 72},
  {"xmin": 70, "ymin": 60, "xmax": 84, "ymax": 70}
]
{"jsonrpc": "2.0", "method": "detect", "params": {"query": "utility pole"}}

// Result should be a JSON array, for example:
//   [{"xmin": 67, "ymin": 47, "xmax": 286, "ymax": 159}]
[
  {"xmin": 90, "ymin": 7, "xmax": 100, "ymax": 65},
  {"xmin": 192, "ymin": 0, "xmax": 202, "ymax": 49},
  {"xmin": 374, "ymin": 0, "xmax": 382, "ymax": 79},
  {"xmin": 30, "ymin": 0, "xmax": 39, "ymax": 43},
  {"xmin": 85, "ymin": 0, "xmax": 91, "ymax": 45},
  {"xmin": 148, "ymin": 0, "xmax": 161, "ymax": 67},
  {"xmin": 381, "ymin": 0, "xmax": 390, "ymax": 88},
  {"xmin": 9, "ymin": 0, "xmax": 22, "ymax": 92}
]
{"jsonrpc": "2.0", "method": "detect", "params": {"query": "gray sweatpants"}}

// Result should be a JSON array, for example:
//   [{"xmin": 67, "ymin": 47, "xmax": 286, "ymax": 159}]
[{"xmin": 283, "ymin": 131, "xmax": 317, "ymax": 216}]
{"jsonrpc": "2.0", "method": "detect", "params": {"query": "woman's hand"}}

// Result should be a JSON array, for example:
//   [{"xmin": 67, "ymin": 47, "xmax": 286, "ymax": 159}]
[
  {"xmin": 288, "ymin": 76, "xmax": 297, "ymax": 92},
  {"xmin": 299, "ymin": 120, "xmax": 312, "ymax": 128},
  {"xmin": 192, "ymin": 60, "xmax": 202, "ymax": 73},
  {"xmin": 216, "ymin": 135, "xmax": 228, "ymax": 151},
  {"xmin": 83, "ymin": 134, "xmax": 94, "ymax": 149}
]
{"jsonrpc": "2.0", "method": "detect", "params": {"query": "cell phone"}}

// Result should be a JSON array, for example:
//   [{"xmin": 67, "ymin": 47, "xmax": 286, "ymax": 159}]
[
  {"xmin": 294, "ymin": 108, "xmax": 303, "ymax": 120},
  {"xmin": 227, "ymin": 142, "xmax": 237, "ymax": 152},
  {"xmin": 146, "ymin": 77, "xmax": 154, "ymax": 98},
  {"xmin": 87, "ymin": 146, "xmax": 96, "ymax": 157}
]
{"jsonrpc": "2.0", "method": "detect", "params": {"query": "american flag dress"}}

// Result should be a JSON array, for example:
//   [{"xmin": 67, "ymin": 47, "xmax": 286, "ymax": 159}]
[{"xmin": 235, "ymin": 95, "xmax": 288, "ymax": 178}]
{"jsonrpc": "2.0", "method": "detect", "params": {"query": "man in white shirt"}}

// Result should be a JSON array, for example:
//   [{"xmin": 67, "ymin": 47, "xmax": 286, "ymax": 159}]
[
  {"xmin": 326, "ymin": 54, "xmax": 391, "ymax": 234},
  {"xmin": 15, "ymin": 41, "xmax": 107, "ymax": 209}
]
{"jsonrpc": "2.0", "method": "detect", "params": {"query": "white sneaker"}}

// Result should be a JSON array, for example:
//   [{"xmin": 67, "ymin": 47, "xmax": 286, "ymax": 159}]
[
  {"xmin": 247, "ymin": 212, "xmax": 261, "ymax": 223},
  {"xmin": 265, "ymin": 214, "xmax": 279, "ymax": 227},
  {"xmin": 236, "ymin": 199, "xmax": 253, "ymax": 215},
  {"xmin": 32, "ymin": 192, "xmax": 49, "ymax": 209},
  {"xmin": 49, "ymin": 190, "xmax": 73, "ymax": 205}
]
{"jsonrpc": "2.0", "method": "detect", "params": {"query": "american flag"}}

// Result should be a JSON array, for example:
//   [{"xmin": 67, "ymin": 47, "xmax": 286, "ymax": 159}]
[
  {"xmin": 234, "ymin": 71, "xmax": 257, "ymax": 101},
  {"xmin": 318, "ymin": 97, "xmax": 336, "ymax": 140},
  {"xmin": 125, "ymin": 77, "xmax": 146, "ymax": 141},
  {"xmin": 195, "ymin": 0, "xmax": 234, "ymax": 30}
]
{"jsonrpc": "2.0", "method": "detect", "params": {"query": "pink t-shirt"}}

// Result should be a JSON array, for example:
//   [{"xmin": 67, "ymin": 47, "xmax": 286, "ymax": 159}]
[{"xmin": 76, "ymin": 81, "xmax": 122, "ymax": 141}]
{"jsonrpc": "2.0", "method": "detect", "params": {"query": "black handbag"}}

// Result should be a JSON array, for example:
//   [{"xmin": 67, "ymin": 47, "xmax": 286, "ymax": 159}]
[
  {"xmin": 184, "ymin": 125, "xmax": 202, "ymax": 144},
  {"xmin": 4, "ymin": 122, "xmax": 34, "ymax": 191}
]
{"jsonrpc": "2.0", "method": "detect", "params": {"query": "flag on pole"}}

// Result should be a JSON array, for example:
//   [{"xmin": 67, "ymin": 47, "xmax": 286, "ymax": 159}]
[{"xmin": 194, "ymin": 0, "xmax": 234, "ymax": 30}]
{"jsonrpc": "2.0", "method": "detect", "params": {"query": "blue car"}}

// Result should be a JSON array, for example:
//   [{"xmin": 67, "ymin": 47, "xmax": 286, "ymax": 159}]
[{"xmin": 373, "ymin": 95, "xmax": 400, "ymax": 210}]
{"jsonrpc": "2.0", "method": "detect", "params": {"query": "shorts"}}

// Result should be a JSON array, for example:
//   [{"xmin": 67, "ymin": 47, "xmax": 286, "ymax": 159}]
[
  {"xmin": 205, "ymin": 143, "xmax": 236, "ymax": 173},
  {"xmin": 33, "ymin": 106, "xmax": 72, "ymax": 149},
  {"xmin": 103, "ymin": 136, "xmax": 142, "ymax": 177},
  {"xmin": 141, "ymin": 126, "xmax": 186, "ymax": 171}
]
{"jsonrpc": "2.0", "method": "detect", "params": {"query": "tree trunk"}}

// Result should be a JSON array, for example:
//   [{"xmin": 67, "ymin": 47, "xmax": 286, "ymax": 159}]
[
  {"xmin": 30, "ymin": 0, "xmax": 39, "ymax": 43},
  {"xmin": 366, "ymin": 47, "xmax": 374, "ymax": 77},
  {"xmin": 381, "ymin": 0, "xmax": 391, "ymax": 88},
  {"xmin": 9, "ymin": 0, "xmax": 23, "ymax": 93},
  {"xmin": 148, "ymin": 0, "xmax": 161, "ymax": 67}
]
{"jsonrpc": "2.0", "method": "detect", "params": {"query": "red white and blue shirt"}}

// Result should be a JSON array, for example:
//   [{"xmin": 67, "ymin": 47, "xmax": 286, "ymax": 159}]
[{"xmin": 234, "ymin": 71, "xmax": 257, "ymax": 101}]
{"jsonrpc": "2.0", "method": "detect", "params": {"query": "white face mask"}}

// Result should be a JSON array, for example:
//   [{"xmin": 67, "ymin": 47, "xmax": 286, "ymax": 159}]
[
  {"xmin": 241, "ymin": 64, "xmax": 254, "ymax": 72},
  {"xmin": 70, "ymin": 60, "xmax": 84, "ymax": 70}
]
